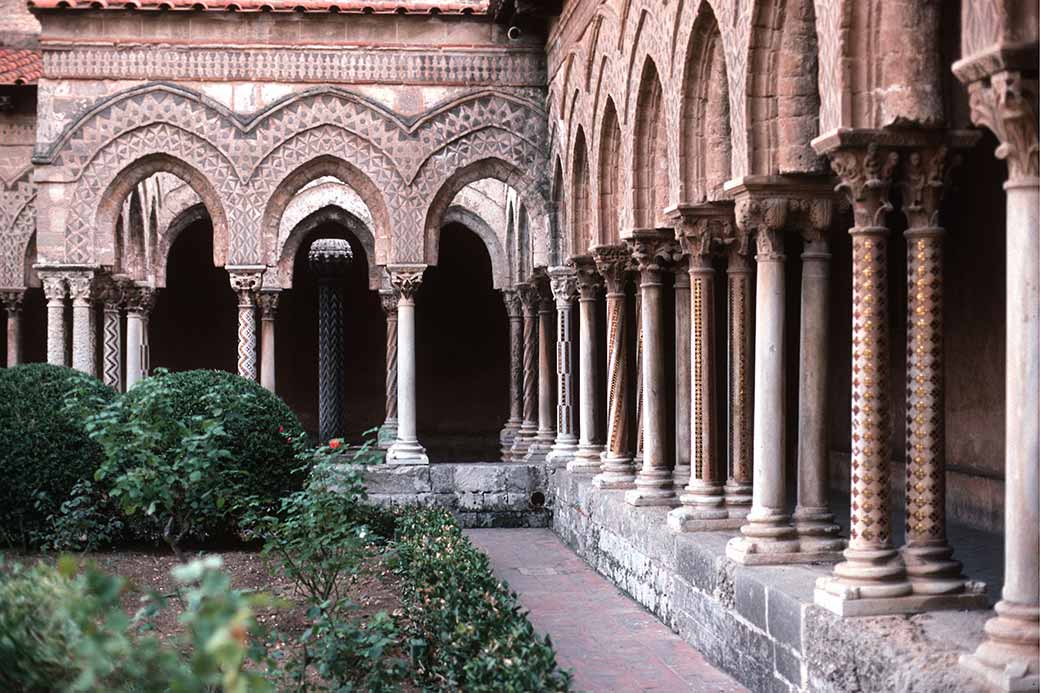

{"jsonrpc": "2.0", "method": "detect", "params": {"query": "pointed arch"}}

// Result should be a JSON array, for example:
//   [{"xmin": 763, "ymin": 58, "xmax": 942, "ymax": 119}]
[
  {"xmin": 632, "ymin": 58, "xmax": 669, "ymax": 228},
  {"xmin": 597, "ymin": 97, "xmax": 623, "ymax": 246},
  {"xmin": 570, "ymin": 126, "xmax": 592, "ymax": 257}
]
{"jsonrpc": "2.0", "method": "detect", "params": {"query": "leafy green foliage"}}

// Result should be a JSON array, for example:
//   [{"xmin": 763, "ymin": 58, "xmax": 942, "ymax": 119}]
[
  {"xmin": 43, "ymin": 480, "xmax": 125, "ymax": 552},
  {"xmin": 303, "ymin": 607, "xmax": 409, "ymax": 693},
  {"xmin": 0, "ymin": 555, "xmax": 274, "ymax": 692},
  {"xmin": 0, "ymin": 363, "xmax": 115, "ymax": 548},
  {"xmin": 395, "ymin": 509, "xmax": 572, "ymax": 692}
]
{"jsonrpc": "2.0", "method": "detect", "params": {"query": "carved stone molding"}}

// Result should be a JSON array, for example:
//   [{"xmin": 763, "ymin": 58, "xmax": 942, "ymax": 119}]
[
  {"xmin": 228, "ymin": 270, "xmax": 265, "ymax": 296},
  {"xmin": 548, "ymin": 266, "xmax": 578, "ymax": 306},
  {"xmin": 966, "ymin": 70, "xmax": 1039, "ymax": 181},
  {"xmin": 569, "ymin": 255, "xmax": 601, "ymax": 299},
  {"xmin": 734, "ymin": 197, "xmax": 788, "ymax": 262},
  {"xmin": 65, "ymin": 273, "xmax": 94, "ymax": 303},
  {"xmin": 257, "ymin": 290, "xmax": 281, "ymax": 320},
  {"xmin": 388, "ymin": 265, "xmax": 426, "ymax": 301},
  {"xmin": 39, "ymin": 272, "xmax": 67, "ymax": 301},
  {"xmin": 517, "ymin": 282, "xmax": 539, "ymax": 317},
  {"xmin": 671, "ymin": 204, "xmax": 736, "ymax": 265}
]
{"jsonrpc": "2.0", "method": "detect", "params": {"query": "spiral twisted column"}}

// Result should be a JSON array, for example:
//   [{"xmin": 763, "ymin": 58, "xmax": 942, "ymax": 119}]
[
  {"xmin": 547, "ymin": 267, "xmax": 578, "ymax": 466},
  {"xmin": 308, "ymin": 241, "xmax": 351, "ymax": 444},
  {"xmin": 592, "ymin": 244, "xmax": 636, "ymax": 489},
  {"xmin": 527, "ymin": 274, "xmax": 557, "ymax": 463},
  {"xmin": 1, "ymin": 290, "xmax": 24, "ymax": 367},
  {"xmin": 386, "ymin": 264, "xmax": 429, "ymax": 465},
  {"xmin": 511, "ymin": 283, "xmax": 539, "ymax": 459},
  {"xmin": 625, "ymin": 229, "xmax": 682, "ymax": 507},
  {"xmin": 229, "ymin": 268, "xmax": 265, "ymax": 382},
  {"xmin": 125, "ymin": 284, "xmax": 156, "ymax": 389},
  {"xmin": 378, "ymin": 288, "xmax": 400, "ymax": 450}
]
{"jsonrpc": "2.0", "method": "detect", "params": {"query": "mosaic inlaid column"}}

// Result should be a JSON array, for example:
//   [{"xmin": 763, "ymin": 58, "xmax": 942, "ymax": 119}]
[
  {"xmin": 229, "ymin": 268, "xmax": 264, "ymax": 382},
  {"xmin": 511, "ymin": 283, "xmax": 539, "ymax": 459},
  {"xmin": 100, "ymin": 279, "xmax": 125, "ymax": 391},
  {"xmin": 723, "ymin": 237, "xmax": 754, "ymax": 517},
  {"xmin": 527, "ymin": 276, "xmax": 556, "ymax": 463},
  {"xmin": 310, "ymin": 240, "xmax": 351, "ymax": 444},
  {"xmin": 792, "ymin": 202, "xmax": 845, "ymax": 557},
  {"xmin": 672, "ymin": 258, "xmax": 692, "ymax": 489},
  {"xmin": 956, "ymin": 69, "xmax": 1039, "ymax": 690},
  {"xmin": 592, "ymin": 244, "xmax": 636, "ymax": 489},
  {"xmin": 1, "ymin": 290, "xmax": 24, "ymax": 367},
  {"xmin": 387, "ymin": 265, "xmax": 428, "ymax": 465},
  {"xmin": 625, "ymin": 229, "xmax": 681, "ymax": 507},
  {"xmin": 379, "ymin": 288, "xmax": 400, "ymax": 450},
  {"xmin": 125, "ymin": 285, "xmax": 155, "ymax": 389},
  {"xmin": 67, "ymin": 272, "xmax": 95, "ymax": 376},
  {"xmin": 813, "ymin": 143, "xmax": 913, "ymax": 613},
  {"xmin": 258, "ymin": 290, "xmax": 280, "ymax": 394},
  {"xmin": 571, "ymin": 256, "xmax": 604, "ymax": 471},
  {"xmin": 547, "ymin": 267, "xmax": 578, "ymax": 466},
  {"xmin": 41, "ymin": 272, "xmax": 67, "ymax": 366},
  {"xmin": 727, "ymin": 199, "xmax": 800, "ymax": 563},
  {"xmin": 633, "ymin": 280, "xmax": 644, "ymax": 471}
]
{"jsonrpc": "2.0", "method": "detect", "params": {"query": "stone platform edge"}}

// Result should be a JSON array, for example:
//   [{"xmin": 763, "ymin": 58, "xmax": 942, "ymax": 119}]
[{"xmin": 550, "ymin": 468, "xmax": 993, "ymax": 693}]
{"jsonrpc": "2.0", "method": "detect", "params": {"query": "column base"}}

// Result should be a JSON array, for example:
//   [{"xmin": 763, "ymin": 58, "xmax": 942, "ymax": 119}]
[
  {"xmin": 667, "ymin": 505, "xmax": 744, "ymax": 533},
  {"xmin": 510, "ymin": 425, "xmax": 537, "ymax": 459},
  {"xmin": 794, "ymin": 509, "xmax": 846, "ymax": 554},
  {"xmin": 672, "ymin": 463, "xmax": 691, "ymax": 489},
  {"xmin": 726, "ymin": 510, "xmax": 801, "ymax": 563},
  {"xmin": 959, "ymin": 602, "xmax": 1040, "ymax": 692},
  {"xmin": 814, "ymin": 575, "xmax": 988, "ymax": 617},
  {"xmin": 592, "ymin": 453, "xmax": 636, "ymax": 489},
  {"xmin": 378, "ymin": 420, "xmax": 399, "ymax": 450},
  {"xmin": 724, "ymin": 481, "xmax": 752, "ymax": 519},
  {"xmin": 624, "ymin": 469, "xmax": 679, "ymax": 507},
  {"xmin": 568, "ymin": 443, "xmax": 604, "ymax": 473},
  {"xmin": 386, "ymin": 439, "xmax": 429, "ymax": 466},
  {"xmin": 902, "ymin": 543, "xmax": 976, "ymax": 596},
  {"xmin": 960, "ymin": 653, "xmax": 1040, "ymax": 692},
  {"xmin": 524, "ymin": 437, "xmax": 553, "ymax": 464},
  {"xmin": 499, "ymin": 419, "xmax": 522, "ymax": 460},
  {"xmin": 546, "ymin": 438, "xmax": 578, "ymax": 468},
  {"xmin": 727, "ymin": 537, "xmax": 844, "ymax": 565}
]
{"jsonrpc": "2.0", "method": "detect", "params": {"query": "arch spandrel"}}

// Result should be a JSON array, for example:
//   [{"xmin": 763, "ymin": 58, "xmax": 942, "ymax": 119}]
[{"xmin": 0, "ymin": 170, "xmax": 36, "ymax": 289}]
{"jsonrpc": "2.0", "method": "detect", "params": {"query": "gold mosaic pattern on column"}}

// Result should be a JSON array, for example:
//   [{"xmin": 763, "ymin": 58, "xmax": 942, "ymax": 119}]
[{"xmin": 727, "ymin": 261, "xmax": 753, "ymax": 484}]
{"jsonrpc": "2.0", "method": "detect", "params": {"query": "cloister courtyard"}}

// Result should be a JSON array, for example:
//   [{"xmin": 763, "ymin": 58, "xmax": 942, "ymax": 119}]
[{"xmin": 0, "ymin": 0, "xmax": 1037, "ymax": 691}]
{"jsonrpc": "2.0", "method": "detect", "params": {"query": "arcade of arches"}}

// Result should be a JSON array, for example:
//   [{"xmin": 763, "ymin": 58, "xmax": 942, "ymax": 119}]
[{"xmin": 0, "ymin": 0, "xmax": 1037, "ymax": 691}]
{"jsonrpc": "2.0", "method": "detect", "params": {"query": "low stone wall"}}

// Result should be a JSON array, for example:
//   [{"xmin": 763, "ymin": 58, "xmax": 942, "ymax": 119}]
[
  {"xmin": 362, "ymin": 462, "xmax": 551, "ymax": 528},
  {"xmin": 551, "ymin": 469, "xmax": 991, "ymax": 693}
]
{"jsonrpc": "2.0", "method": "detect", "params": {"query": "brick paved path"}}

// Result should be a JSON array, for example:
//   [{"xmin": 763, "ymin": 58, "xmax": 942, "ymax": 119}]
[{"xmin": 466, "ymin": 528, "xmax": 748, "ymax": 693}]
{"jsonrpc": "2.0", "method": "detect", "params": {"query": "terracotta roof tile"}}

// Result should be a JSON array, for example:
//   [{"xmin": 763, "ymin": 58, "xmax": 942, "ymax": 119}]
[
  {"xmin": 27, "ymin": 0, "xmax": 488, "ymax": 13},
  {"xmin": 0, "ymin": 48, "xmax": 41, "ymax": 84}
]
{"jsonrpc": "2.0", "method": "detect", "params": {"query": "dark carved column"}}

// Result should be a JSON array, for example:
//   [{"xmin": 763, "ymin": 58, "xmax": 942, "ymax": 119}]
[
  {"xmin": 378, "ymin": 288, "xmax": 399, "ymax": 450},
  {"xmin": 309, "ymin": 239, "xmax": 352, "ymax": 444}
]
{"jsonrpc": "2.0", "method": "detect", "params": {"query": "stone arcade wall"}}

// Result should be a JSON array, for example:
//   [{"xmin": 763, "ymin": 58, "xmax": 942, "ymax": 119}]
[{"xmin": 551, "ymin": 469, "xmax": 990, "ymax": 693}]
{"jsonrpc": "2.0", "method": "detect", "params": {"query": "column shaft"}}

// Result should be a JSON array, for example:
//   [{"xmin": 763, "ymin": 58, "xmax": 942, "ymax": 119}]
[
  {"xmin": 500, "ymin": 290, "xmax": 524, "ymax": 459},
  {"xmin": 1, "ymin": 291, "xmax": 24, "ymax": 367},
  {"xmin": 724, "ymin": 246, "xmax": 754, "ymax": 516},
  {"xmin": 548, "ymin": 269, "xmax": 578, "ymax": 466},
  {"xmin": 68, "ymin": 274, "xmax": 95, "ymax": 376},
  {"xmin": 527, "ymin": 283, "xmax": 556, "ymax": 462},
  {"xmin": 572, "ymin": 259, "xmax": 603, "ymax": 469},
  {"xmin": 258, "ymin": 291, "xmax": 279, "ymax": 394},
  {"xmin": 229, "ymin": 271, "xmax": 263, "ymax": 382},
  {"xmin": 673, "ymin": 264, "xmax": 692, "ymax": 488},
  {"xmin": 102, "ymin": 304, "xmax": 122, "ymax": 391},
  {"xmin": 511, "ymin": 284, "xmax": 539, "ymax": 458},
  {"xmin": 380, "ymin": 290, "xmax": 400, "ymax": 450},
  {"xmin": 125, "ymin": 285, "xmax": 155, "ymax": 389},
  {"xmin": 42, "ymin": 274, "xmax": 67, "ymax": 366},
  {"xmin": 387, "ymin": 266, "xmax": 428, "ymax": 465}
]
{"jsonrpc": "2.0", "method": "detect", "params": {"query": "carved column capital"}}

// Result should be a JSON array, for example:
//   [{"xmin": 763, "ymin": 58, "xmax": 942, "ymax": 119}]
[
  {"xmin": 626, "ymin": 229, "xmax": 681, "ymax": 274},
  {"xmin": 380, "ymin": 288, "xmax": 399, "ymax": 317},
  {"xmin": 0, "ymin": 289, "xmax": 25, "ymax": 313},
  {"xmin": 592, "ymin": 244, "xmax": 631, "ymax": 295},
  {"xmin": 898, "ymin": 145, "xmax": 960, "ymax": 230},
  {"xmin": 966, "ymin": 70, "xmax": 1039, "ymax": 182},
  {"xmin": 517, "ymin": 282, "xmax": 539, "ymax": 318},
  {"xmin": 125, "ymin": 285, "xmax": 157, "ymax": 315},
  {"xmin": 40, "ymin": 272, "xmax": 67, "ymax": 302},
  {"xmin": 734, "ymin": 196, "xmax": 788, "ymax": 261},
  {"xmin": 388, "ymin": 264, "xmax": 425, "ymax": 301},
  {"xmin": 228, "ymin": 269, "xmax": 264, "ymax": 304},
  {"xmin": 569, "ymin": 255, "xmax": 602, "ymax": 299},
  {"xmin": 65, "ymin": 272, "xmax": 94, "ymax": 303},
  {"xmin": 502, "ymin": 287, "xmax": 523, "ymax": 319},
  {"xmin": 257, "ymin": 290, "xmax": 280, "ymax": 320},
  {"xmin": 827, "ymin": 143, "xmax": 900, "ymax": 228},
  {"xmin": 788, "ymin": 196, "xmax": 837, "ymax": 244},
  {"xmin": 548, "ymin": 266, "xmax": 578, "ymax": 306}
]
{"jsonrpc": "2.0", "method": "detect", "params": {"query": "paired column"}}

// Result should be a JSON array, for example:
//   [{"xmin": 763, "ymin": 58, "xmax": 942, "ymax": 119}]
[
  {"xmin": 956, "ymin": 69, "xmax": 1039, "ymax": 689},
  {"xmin": 571, "ymin": 256, "xmax": 604, "ymax": 470},
  {"xmin": 592, "ymin": 244, "xmax": 636, "ymax": 489},
  {"xmin": 257, "ymin": 290, "xmax": 280, "ymax": 394},
  {"xmin": 41, "ymin": 272, "xmax": 67, "ymax": 366},
  {"xmin": 228, "ymin": 267, "xmax": 265, "ymax": 382},
  {"xmin": 67, "ymin": 272, "xmax": 95, "ymax": 376},
  {"xmin": 386, "ymin": 265, "xmax": 428, "ymax": 465},
  {"xmin": 625, "ymin": 229, "xmax": 681, "ymax": 507},
  {"xmin": 547, "ymin": 267, "xmax": 578, "ymax": 466},
  {"xmin": 379, "ymin": 288, "xmax": 400, "ymax": 450},
  {"xmin": 510, "ymin": 283, "xmax": 539, "ymax": 459},
  {"xmin": 100, "ymin": 278, "xmax": 126, "ymax": 391},
  {"xmin": 528, "ymin": 276, "xmax": 556, "ymax": 462},
  {"xmin": 125, "ymin": 284, "xmax": 155, "ymax": 389},
  {"xmin": 723, "ymin": 236, "xmax": 754, "ymax": 517},
  {"xmin": 672, "ymin": 259, "xmax": 692, "ymax": 489},
  {"xmin": 1, "ymin": 290, "xmax": 24, "ymax": 367}
]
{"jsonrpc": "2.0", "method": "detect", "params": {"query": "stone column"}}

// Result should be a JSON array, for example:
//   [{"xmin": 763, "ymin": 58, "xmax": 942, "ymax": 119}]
[
  {"xmin": 1, "ymin": 290, "xmax": 24, "ymax": 367},
  {"xmin": 570, "ymin": 256, "xmax": 604, "ymax": 471},
  {"xmin": 100, "ymin": 278, "xmax": 125, "ymax": 391},
  {"xmin": 791, "ymin": 205, "xmax": 844, "ymax": 556},
  {"xmin": 527, "ymin": 276, "xmax": 556, "ymax": 462},
  {"xmin": 625, "ymin": 229, "xmax": 681, "ymax": 507},
  {"xmin": 670, "ymin": 215, "xmax": 738, "ymax": 531},
  {"xmin": 721, "ymin": 237, "xmax": 755, "ymax": 517},
  {"xmin": 592, "ymin": 244, "xmax": 636, "ymax": 488},
  {"xmin": 511, "ymin": 283, "xmax": 539, "ymax": 459},
  {"xmin": 310, "ymin": 240, "xmax": 351, "ymax": 444},
  {"xmin": 379, "ymin": 288, "xmax": 400, "ymax": 450},
  {"xmin": 41, "ymin": 272, "xmax": 67, "ymax": 366},
  {"xmin": 727, "ymin": 196, "xmax": 800, "ymax": 563},
  {"xmin": 956, "ymin": 70, "xmax": 1039, "ymax": 688},
  {"xmin": 228, "ymin": 268, "xmax": 265, "ymax": 382},
  {"xmin": 67, "ymin": 272, "xmax": 95, "ymax": 376},
  {"xmin": 672, "ymin": 258, "xmax": 692, "ymax": 489},
  {"xmin": 257, "ymin": 290, "xmax": 280, "ymax": 393},
  {"xmin": 387, "ymin": 265, "xmax": 429, "ymax": 465},
  {"xmin": 500, "ymin": 289, "xmax": 524, "ymax": 460},
  {"xmin": 125, "ymin": 285, "xmax": 155, "ymax": 389},
  {"xmin": 813, "ymin": 142, "xmax": 913, "ymax": 612},
  {"xmin": 547, "ymin": 267, "xmax": 578, "ymax": 466},
  {"xmin": 633, "ymin": 277, "xmax": 644, "ymax": 471}
]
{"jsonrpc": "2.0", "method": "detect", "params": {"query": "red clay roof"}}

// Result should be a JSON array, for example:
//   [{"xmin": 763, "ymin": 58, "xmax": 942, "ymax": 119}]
[
  {"xmin": 27, "ymin": 0, "xmax": 488, "ymax": 12},
  {"xmin": 0, "ymin": 48, "xmax": 41, "ymax": 84}
]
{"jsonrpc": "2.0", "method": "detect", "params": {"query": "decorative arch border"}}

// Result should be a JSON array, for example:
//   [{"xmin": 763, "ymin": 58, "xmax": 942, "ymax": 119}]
[{"xmin": 276, "ymin": 205, "xmax": 379, "ymax": 290}]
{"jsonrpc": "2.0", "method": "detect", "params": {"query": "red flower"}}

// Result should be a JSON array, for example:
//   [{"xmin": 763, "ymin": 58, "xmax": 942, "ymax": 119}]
[
  {"xmin": 279, "ymin": 425, "xmax": 285, "ymax": 433},
  {"xmin": 329, "ymin": 439, "xmax": 341, "ymax": 450}
]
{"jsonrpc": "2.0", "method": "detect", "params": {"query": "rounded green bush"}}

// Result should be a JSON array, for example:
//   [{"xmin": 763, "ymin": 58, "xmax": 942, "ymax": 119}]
[
  {"xmin": 120, "ymin": 369, "xmax": 306, "ymax": 521},
  {"xmin": 0, "ymin": 363, "xmax": 115, "ymax": 547}
]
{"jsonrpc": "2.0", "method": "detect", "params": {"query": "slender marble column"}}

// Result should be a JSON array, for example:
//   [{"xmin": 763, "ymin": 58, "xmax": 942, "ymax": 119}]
[
  {"xmin": 673, "ymin": 259, "xmax": 692, "ymax": 489},
  {"xmin": 727, "ymin": 200, "xmax": 800, "ymax": 563},
  {"xmin": 500, "ymin": 289, "xmax": 524, "ymax": 460},
  {"xmin": 511, "ymin": 283, "xmax": 539, "ymax": 459},
  {"xmin": 571, "ymin": 256, "xmax": 604, "ymax": 470},
  {"xmin": 41, "ymin": 273, "xmax": 67, "ymax": 366},
  {"xmin": 257, "ymin": 290, "xmax": 280, "ymax": 393},
  {"xmin": 229, "ymin": 269, "xmax": 264, "ymax": 382},
  {"xmin": 125, "ymin": 285, "xmax": 155, "ymax": 389},
  {"xmin": 547, "ymin": 268, "xmax": 579, "ymax": 466},
  {"xmin": 379, "ymin": 288, "xmax": 400, "ymax": 450},
  {"xmin": 723, "ymin": 239, "xmax": 754, "ymax": 517},
  {"xmin": 100, "ymin": 279, "xmax": 125, "ymax": 391},
  {"xmin": 633, "ymin": 283, "xmax": 644, "ymax": 470},
  {"xmin": 625, "ymin": 230, "xmax": 681, "ymax": 507},
  {"xmin": 527, "ymin": 277, "xmax": 556, "ymax": 462},
  {"xmin": 67, "ymin": 273, "xmax": 95, "ymax": 376},
  {"xmin": 793, "ymin": 206, "xmax": 844, "ymax": 555},
  {"xmin": 1, "ymin": 290, "xmax": 24, "ymax": 367},
  {"xmin": 958, "ymin": 71, "xmax": 1039, "ymax": 689},
  {"xmin": 592, "ymin": 245, "xmax": 636, "ymax": 488},
  {"xmin": 387, "ymin": 265, "xmax": 428, "ymax": 465}
]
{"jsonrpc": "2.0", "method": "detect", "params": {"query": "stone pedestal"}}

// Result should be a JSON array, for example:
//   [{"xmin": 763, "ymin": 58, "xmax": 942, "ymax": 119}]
[
  {"xmin": 569, "ymin": 256, "xmax": 604, "ymax": 471},
  {"xmin": 386, "ymin": 265, "xmax": 428, "ymax": 465},
  {"xmin": 499, "ymin": 288, "xmax": 523, "ymax": 460},
  {"xmin": 228, "ymin": 267, "xmax": 265, "ymax": 382},
  {"xmin": 379, "ymin": 288, "xmax": 399, "ymax": 449},
  {"xmin": 1, "ymin": 290, "xmax": 24, "ymax": 367},
  {"xmin": 258, "ymin": 290, "xmax": 280, "ymax": 394},
  {"xmin": 547, "ymin": 268, "xmax": 578, "ymax": 467}
]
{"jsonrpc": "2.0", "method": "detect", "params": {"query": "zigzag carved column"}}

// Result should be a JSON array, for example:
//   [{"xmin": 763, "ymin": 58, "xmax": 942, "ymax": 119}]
[
  {"xmin": 379, "ymin": 288, "xmax": 400, "ymax": 450},
  {"xmin": 722, "ymin": 233, "xmax": 754, "ymax": 517},
  {"xmin": 511, "ymin": 282, "xmax": 539, "ymax": 460},
  {"xmin": 1, "ymin": 290, "xmax": 24, "ymax": 367},
  {"xmin": 547, "ymin": 267, "xmax": 578, "ymax": 466},
  {"xmin": 386, "ymin": 264, "xmax": 429, "ymax": 465},
  {"xmin": 592, "ymin": 244, "xmax": 636, "ymax": 489},
  {"xmin": 229, "ymin": 267, "xmax": 265, "ymax": 382},
  {"xmin": 99, "ymin": 277, "xmax": 126, "ymax": 391},
  {"xmin": 125, "ymin": 284, "xmax": 156, "ymax": 389}
]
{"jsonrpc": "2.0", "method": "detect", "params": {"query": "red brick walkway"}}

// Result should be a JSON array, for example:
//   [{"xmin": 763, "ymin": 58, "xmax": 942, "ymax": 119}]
[{"xmin": 466, "ymin": 528, "xmax": 748, "ymax": 693}]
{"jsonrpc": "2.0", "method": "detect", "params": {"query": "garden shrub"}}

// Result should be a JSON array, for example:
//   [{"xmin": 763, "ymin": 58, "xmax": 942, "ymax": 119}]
[
  {"xmin": 395, "ymin": 509, "xmax": 572, "ymax": 692},
  {"xmin": 0, "ymin": 363, "xmax": 114, "ymax": 548}
]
